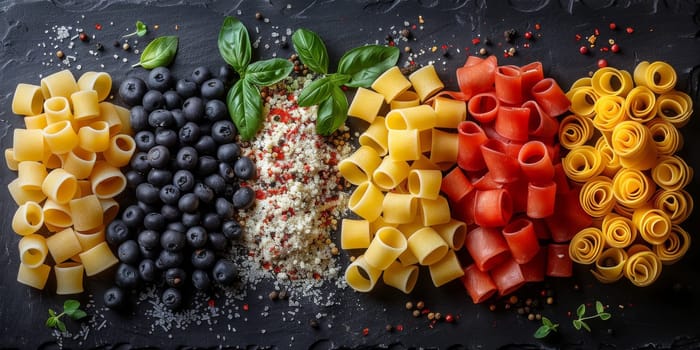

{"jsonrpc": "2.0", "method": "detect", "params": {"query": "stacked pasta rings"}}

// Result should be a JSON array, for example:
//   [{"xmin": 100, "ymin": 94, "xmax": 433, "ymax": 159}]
[{"xmin": 562, "ymin": 61, "xmax": 693, "ymax": 287}]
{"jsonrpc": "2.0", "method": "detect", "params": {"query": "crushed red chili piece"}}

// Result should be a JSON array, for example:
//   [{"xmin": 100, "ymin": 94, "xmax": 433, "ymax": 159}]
[
  {"xmin": 362, "ymin": 327, "xmax": 369, "ymax": 336},
  {"xmin": 94, "ymin": 23, "xmax": 102, "ymax": 30},
  {"xmin": 472, "ymin": 38, "xmax": 481, "ymax": 45}
]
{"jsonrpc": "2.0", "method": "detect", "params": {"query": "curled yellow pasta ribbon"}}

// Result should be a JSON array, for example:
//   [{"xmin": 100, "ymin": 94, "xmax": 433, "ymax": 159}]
[
  {"xmin": 591, "ymin": 67, "xmax": 634, "ymax": 97},
  {"xmin": 562, "ymin": 145, "xmax": 606, "ymax": 183},
  {"xmin": 612, "ymin": 168, "xmax": 655, "ymax": 209},
  {"xmin": 579, "ymin": 176, "xmax": 615, "ymax": 217},
  {"xmin": 570, "ymin": 77, "xmax": 592, "ymax": 89},
  {"xmin": 591, "ymin": 247, "xmax": 628, "ymax": 283},
  {"xmin": 595, "ymin": 138, "xmax": 621, "ymax": 178},
  {"xmin": 633, "ymin": 61, "xmax": 677, "ymax": 94},
  {"xmin": 601, "ymin": 213, "xmax": 637, "ymax": 248},
  {"xmin": 559, "ymin": 114, "xmax": 595, "ymax": 150},
  {"xmin": 623, "ymin": 86, "xmax": 656, "ymax": 123},
  {"xmin": 566, "ymin": 86, "xmax": 599, "ymax": 118},
  {"xmin": 655, "ymin": 91, "xmax": 693, "ymax": 127},
  {"xmin": 647, "ymin": 118, "xmax": 683, "ymax": 156},
  {"xmin": 624, "ymin": 246, "xmax": 662, "ymax": 287},
  {"xmin": 653, "ymin": 225, "xmax": 690, "ymax": 265},
  {"xmin": 632, "ymin": 208, "xmax": 671, "ymax": 245},
  {"xmin": 652, "ymin": 189, "xmax": 693, "ymax": 225},
  {"xmin": 593, "ymin": 95, "xmax": 626, "ymax": 142},
  {"xmin": 611, "ymin": 121, "xmax": 657, "ymax": 170},
  {"xmin": 651, "ymin": 155, "xmax": 692, "ymax": 191},
  {"xmin": 613, "ymin": 202, "xmax": 635, "ymax": 219},
  {"xmin": 569, "ymin": 227, "xmax": 605, "ymax": 265}
]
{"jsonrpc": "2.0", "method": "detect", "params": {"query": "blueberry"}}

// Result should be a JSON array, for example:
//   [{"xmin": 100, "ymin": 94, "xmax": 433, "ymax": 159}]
[
  {"xmin": 106, "ymin": 219, "xmax": 130, "ymax": 245},
  {"xmin": 186, "ymin": 226, "xmax": 208, "ymax": 249},
  {"xmin": 137, "ymin": 229, "xmax": 160, "ymax": 250},
  {"xmin": 135, "ymin": 182, "xmax": 160, "ymax": 204},
  {"xmin": 222, "ymin": 220, "xmax": 243, "ymax": 241},
  {"xmin": 126, "ymin": 169, "xmax": 145, "ymax": 189},
  {"xmin": 234, "ymin": 157, "xmax": 256, "ymax": 179},
  {"xmin": 217, "ymin": 143, "xmax": 240, "ymax": 163},
  {"xmin": 137, "ymin": 200, "xmax": 159, "ymax": 214},
  {"xmin": 147, "ymin": 145, "xmax": 171, "ymax": 169},
  {"xmin": 161, "ymin": 204, "xmax": 181, "ymax": 222},
  {"xmin": 232, "ymin": 187, "xmax": 255, "ymax": 209},
  {"xmin": 148, "ymin": 168, "xmax": 173, "ymax": 187},
  {"xmin": 205, "ymin": 174, "xmax": 226, "ymax": 195},
  {"xmin": 142, "ymin": 90, "xmax": 165, "ymax": 112},
  {"xmin": 182, "ymin": 97, "xmax": 204, "ymax": 122},
  {"xmin": 176, "ymin": 78, "xmax": 198, "ymax": 99},
  {"xmin": 162, "ymin": 288, "xmax": 182, "ymax": 310},
  {"xmin": 171, "ymin": 109, "xmax": 186, "ymax": 128},
  {"xmin": 167, "ymin": 221, "xmax": 187, "ymax": 233},
  {"xmin": 194, "ymin": 135, "xmax": 217, "ymax": 156},
  {"xmin": 173, "ymin": 169, "xmax": 195, "ymax": 192},
  {"xmin": 178, "ymin": 122, "xmax": 200, "ymax": 145},
  {"xmin": 178, "ymin": 193, "xmax": 200, "ymax": 213},
  {"xmin": 165, "ymin": 267, "xmax": 187, "ymax": 288},
  {"xmin": 196, "ymin": 156, "xmax": 219, "ymax": 178},
  {"xmin": 212, "ymin": 259, "xmax": 237, "ymax": 285},
  {"xmin": 204, "ymin": 99, "xmax": 228, "ymax": 122},
  {"xmin": 175, "ymin": 146, "xmax": 198, "ymax": 170},
  {"xmin": 134, "ymin": 130, "xmax": 156, "ymax": 152},
  {"xmin": 156, "ymin": 250, "xmax": 184, "ymax": 270},
  {"xmin": 218, "ymin": 65, "xmax": 236, "ymax": 83},
  {"xmin": 193, "ymin": 182, "xmax": 215, "ymax": 203},
  {"xmin": 163, "ymin": 90, "xmax": 182, "ymax": 110},
  {"xmin": 215, "ymin": 197, "xmax": 234, "ymax": 219},
  {"xmin": 191, "ymin": 270, "xmax": 211, "ymax": 290},
  {"xmin": 129, "ymin": 105, "xmax": 148, "ymax": 132},
  {"xmin": 147, "ymin": 66, "xmax": 173, "ymax": 92},
  {"xmin": 119, "ymin": 77, "xmax": 147, "ymax": 106},
  {"xmin": 130, "ymin": 152, "xmax": 151, "ymax": 173},
  {"xmin": 115, "ymin": 263, "xmax": 139, "ymax": 289},
  {"xmin": 181, "ymin": 212, "xmax": 201, "ymax": 227},
  {"xmin": 218, "ymin": 162, "xmax": 236, "ymax": 183},
  {"xmin": 143, "ymin": 212, "xmax": 166, "ymax": 231},
  {"xmin": 224, "ymin": 184, "xmax": 239, "ymax": 198},
  {"xmin": 122, "ymin": 205, "xmax": 145, "ymax": 229},
  {"xmin": 199, "ymin": 122, "xmax": 212, "ymax": 136},
  {"xmin": 155, "ymin": 128, "xmax": 178, "ymax": 148},
  {"xmin": 211, "ymin": 120, "xmax": 237, "ymax": 144},
  {"xmin": 118, "ymin": 240, "xmax": 140, "ymax": 264},
  {"xmin": 161, "ymin": 229, "xmax": 186, "ymax": 251},
  {"xmin": 138, "ymin": 259, "xmax": 157, "ymax": 282},
  {"xmin": 148, "ymin": 109, "xmax": 175, "ymax": 129},
  {"xmin": 202, "ymin": 213, "xmax": 221, "ymax": 232},
  {"xmin": 104, "ymin": 286, "xmax": 126, "ymax": 309},
  {"xmin": 139, "ymin": 244, "xmax": 159, "ymax": 260},
  {"xmin": 191, "ymin": 66, "xmax": 212, "ymax": 85},
  {"xmin": 191, "ymin": 249, "xmax": 216, "ymax": 270},
  {"xmin": 201, "ymin": 78, "xmax": 225, "ymax": 100},
  {"xmin": 159, "ymin": 184, "xmax": 181, "ymax": 205},
  {"xmin": 207, "ymin": 232, "xmax": 229, "ymax": 251}
]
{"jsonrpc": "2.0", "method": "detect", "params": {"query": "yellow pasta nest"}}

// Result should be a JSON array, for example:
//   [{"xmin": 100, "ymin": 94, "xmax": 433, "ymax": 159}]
[
  {"xmin": 6, "ymin": 70, "xmax": 131, "ymax": 294},
  {"xmin": 562, "ymin": 61, "xmax": 693, "ymax": 287}
]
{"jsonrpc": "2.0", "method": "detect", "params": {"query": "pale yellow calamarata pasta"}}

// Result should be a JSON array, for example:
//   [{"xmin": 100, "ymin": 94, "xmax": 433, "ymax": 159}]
[
  {"xmin": 428, "ymin": 250, "xmax": 464, "ymax": 287},
  {"xmin": 77, "ymin": 71, "xmax": 112, "ymax": 102},
  {"xmin": 12, "ymin": 83, "xmax": 44, "ymax": 116},
  {"xmin": 348, "ymin": 181, "xmax": 384, "ymax": 222},
  {"xmin": 411, "ymin": 154, "xmax": 441, "ymax": 171},
  {"xmin": 4, "ymin": 149, "xmax": 18, "ymax": 171},
  {"xmin": 611, "ymin": 120, "xmax": 658, "ymax": 170},
  {"xmin": 359, "ymin": 117, "xmax": 389, "ymax": 156},
  {"xmin": 431, "ymin": 96, "xmax": 466, "ymax": 128},
  {"xmin": 651, "ymin": 155, "xmax": 693, "ymax": 191},
  {"xmin": 24, "ymin": 113, "xmax": 48, "ymax": 130},
  {"xmin": 340, "ymin": 219, "xmax": 372, "ymax": 250},
  {"xmin": 62, "ymin": 147, "xmax": 97, "ymax": 180},
  {"xmin": 44, "ymin": 96, "xmax": 73, "ymax": 124},
  {"xmin": 18, "ymin": 234, "xmax": 49, "ymax": 268},
  {"xmin": 647, "ymin": 119, "xmax": 683, "ymax": 156},
  {"xmin": 433, "ymin": 219, "xmax": 467, "ymax": 250},
  {"xmin": 338, "ymin": 145, "xmax": 382, "ymax": 186},
  {"xmin": 385, "ymin": 105, "xmax": 437, "ymax": 130},
  {"xmin": 418, "ymin": 197, "xmax": 451, "ymax": 226},
  {"xmin": 12, "ymin": 202, "xmax": 44, "ymax": 236},
  {"xmin": 594, "ymin": 138, "xmax": 621, "ymax": 178},
  {"xmin": 75, "ymin": 227, "xmax": 106, "ymax": 251},
  {"xmin": 46, "ymin": 227, "xmax": 83, "ymax": 264},
  {"xmin": 70, "ymin": 90, "xmax": 100, "ymax": 121},
  {"xmin": 347, "ymin": 87, "xmax": 384, "ymax": 124},
  {"xmin": 43, "ymin": 199, "xmax": 72, "ymax": 230},
  {"xmin": 419, "ymin": 129, "xmax": 432, "ymax": 154},
  {"xmin": 429, "ymin": 129, "xmax": 459, "ymax": 168},
  {"xmin": 559, "ymin": 114, "xmax": 595, "ymax": 150},
  {"xmin": 387, "ymin": 129, "xmax": 421, "ymax": 161},
  {"xmin": 363, "ymin": 227, "xmax": 407, "ymax": 270},
  {"xmin": 76, "ymin": 180, "xmax": 93, "ymax": 197},
  {"xmin": 17, "ymin": 161, "xmax": 47, "ymax": 191},
  {"xmin": 41, "ymin": 69, "xmax": 79, "ymax": 100},
  {"xmin": 390, "ymin": 90, "xmax": 420, "ymax": 110},
  {"xmin": 17, "ymin": 263, "xmax": 51, "ymax": 290},
  {"xmin": 89, "ymin": 161, "xmax": 126, "ymax": 199},
  {"xmin": 579, "ymin": 176, "xmax": 615, "ymax": 217},
  {"xmin": 42, "ymin": 144, "xmax": 63, "ymax": 169},
  {"xmin": 601, "ymin": 213, "xmax": 637, "ymax": 248},
  {"xmin": 113, "ymin": 104, "xmax": 133, "ymax": 135},
  {"xmin": 43, "ymin": 168, "xmax": 78, "ymax": 204},
  {"xmin": 407, "ymin": 169, "xmax": 442, "ymax": 200},
  {"xmin": 103, "ymin": 134, "xmax": 136, "ymax": 168},
  {"xmin": 382, "ymin": 260, "xmax": 419, "ymax": 294},
  {"xmin": 408, "ymin": 65, "xmax": 444, "ymax": 102},
  {"xmin": 591, "ymin": 66, "xmax": 634, "ymax": 97},
  {"xmin": 653, "ymin": 225, "xmax": 690, "ymax": 265},
  {"xmin": 624, "ymin": 245, "xmax": 662, "ymax": 287},
  {"xmin": 590, "ymin": 247, "xmax": 627, "ymax": 283},
  {"xmin": 396, "ymin": 219, "xmax": 425, "ymax": 238},
  {"xmin": 655, "ymin": 91, "xmax": 692, "ymax": 127},
  {"xmin": 612, "ymin": 168, "xmax": 655, "ymax": 209},
  {"xmin": 100, "ymin": 198, "xmax": 120, "ymax": 223},
  {"xmin": 566, "ymin": 85, "xmax": 598, "ymax": 118},
  {"xmin": 372, "ymin": 157, "xmax": 410, "ymax": 191},
  {"xmin": 633, "ymin": 61, "xmax": 676, "ymax": 94},
  {"xmin": 8, "ymin": 178, "xmax": 46, "ymax": 205},
  {"xmin": 652, "ymin": 189, "xmax": 693, "ymax": 225},
  {"xmin": 398, "ymin": 246, "xmax": 419, "ymax": 266},
  {"xmin": 632, "ymin": 207, "xmax": 671, "ymax": 245},
  {"xmin": 407, "ymin": 227, "xmax": 448, "ymax": 266},
  {"xmin": 54, "ymin": 262, "xmax": 84, "ymax": 295},
  {"xmin": 344, "ymin": 255, "xmax": 383, "ymax": 292},
  {"xmin": 69, "ymin": 194, "xmax": 103, "ymax": 232},
  {"xmin": 371, "ymin": 66, "xmax": 412, "ymax": 103},
  {"xmin": 43, "ymin": 120, "xmax": 79, "ymax": 154},
  {"xmin": 79, "ymin": 241, "xmax": 118, "ymax": 276},
  {"xmin": 97, "ymin": 102, "xmax": 123, "ymax": 135},
  {"xmin": 382, "ymin": 192, "xmax": 417, "ymax": 224},
  {"xmin": 562, "ymin": 145, "xmax": 606, "ymax": 183},
  {"xmin": 13, "ymin": 128, "xmax": 44, "ymax": 161},
  {"xmin": 569, "ymin": 227, "xmax": 605, "ymax": 265},
  {"xmin": 78, "ymin": 121, "xmax": 110, "ymax": 152},
  {"xmin": 368, "ymin": 215, "xmax": 397, "ymax": 234}
]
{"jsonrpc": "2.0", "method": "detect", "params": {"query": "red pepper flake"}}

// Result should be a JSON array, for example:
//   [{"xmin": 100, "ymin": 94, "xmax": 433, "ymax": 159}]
[
  {"xmin": 208, "ymin": 299, "xmax": 215, "ymax": 308},
  {"xmin": 388, "ymin": 41, "xmax": 395, "ymax": 47},
  {"xmin": 341, "ymin": 85, "xmax": 348, "ymax": 91},
  {"xmin": 535, "ymin": 23, "xmax": 541, "ymax": 30},
  {"xmin": 243, "ymin": 304, "xmax": 249, "ymax": 311},
  {"xmin": 611, "ymin": 43, "xmax": 620, "ymax": 53},
  {"xmin": 609, "ymin": 22, "xmax": 617, "ymax": 30},
  {"xmin": 597, "ymin": 58, "xmax": 608, "ymax": 68},
  {"xmin": 524, "ymin": 31, "xmax": 533, "ymax": 40},
  {"xmin": 593, "ymin": 28, "xmax": 600, "ymax": 36},
  {"xmin": 600, "ymin": 46, "xmax": 609, "ymax": 52},
  {"xmin": 626, "ymin": 26, "xmax": 634, "ymax": 34},
  {"xmin": 445, "ymin": 314, "xmax": 455, "ymax": 323},
  {"xmin": 575, "ymin": 33, "xmax": 582, "ymax": 41},
  {"xmin": 94, "ymin": 23, "xmax": 102, "ymax": 30},
  {"xmin": 362, "ymin": 327, "xmax": 369, "ymax": 336},
  {"xmin": 471, "ymin": 38, "xmax": 481, "ymax": 45},
  {"xmin": 255, "ymin": 190, "xmax": 266, "ymax": 200}
]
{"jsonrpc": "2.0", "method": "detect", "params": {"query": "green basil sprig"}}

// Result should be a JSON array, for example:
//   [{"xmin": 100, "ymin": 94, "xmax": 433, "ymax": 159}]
[
  {"xmin": 292, "ymin": 28, "xmax": 399, "ymax": 135},
  {"xmin": 218, "ymin": 16, "xmax": 293, "ymax": 140},
  {"xmin": 132, "ymin": 35, "xmax": 178, "ymax": 69}
]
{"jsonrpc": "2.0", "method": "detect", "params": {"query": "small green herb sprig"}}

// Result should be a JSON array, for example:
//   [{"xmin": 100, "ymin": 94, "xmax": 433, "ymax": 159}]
[
  {"xmin": 292, "ymin": 28, "xmax": 399, "ymax": 135},
  {"xmin": 218, "ymin": 17, "xmax": 293, "ymax": 140},
  {"xmin": 123, "ymin": 20, "xmax": 147, "ymax": 38},
  {"xmin": 533, "ymin": 301, "xmax": 612, "ymax": 339},
  {"xmin": 46, "ymin": 299, "xmax": 87, "ymax": 332},
  {"xmin": 132, "ymin": 35, "xmax": 179, "ymax": 69},
  {"xmin": 533, "ymin": 316, "xmax": 558, "ymax": 339}
]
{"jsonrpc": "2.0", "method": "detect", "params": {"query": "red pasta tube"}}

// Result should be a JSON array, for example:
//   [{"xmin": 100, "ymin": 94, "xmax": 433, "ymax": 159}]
[
  {"xmin": 473, "ymin": 189, "xmax": 513, "ymax": 227},
  {"xmin": 465, "ymin": 226, "xmax": 511, "ymax": 271},
  {"xmin": 527, "ymin": 181, "xmax": 557, "ymax": 218},
  {"xmin": 531, "ymin": 78, "xmax": 571, "ymax": 117},
  {"xmin": 480, "ymin": 139, "xmax": 521, "ymax": 183},
  {"xmin": 456, "ymin": 55, "xmax": 498, "ymax": 99},
  {"xmin": 532, "ymin": 217, "xmax": 552, "ymax": 240},
  {"xmin": 520, "ymin": 245, "xmax": 547, "ymax": 282},
  {"xmin": 518, "ymin": 140, "xmax": 554, "ymax": 182},
  {"xmin": 494, "ymin": 65, "xmax": 523, "ymax": 105},
  {"xmin": 490, "ymin": 257, "xmax": 526, "ymax": 296},
  {"xmin": 552, "ymin": 163, "xmax": 570, "ymax": 194},
  {"xmin": 494, "ymin": 106, "xmax": 530, "ymax": 142},
  {"xmin": 522, "ymin": 100, "xmax": 559, "ymax": 142},
  {"xmin": 503, "ymin": 178, "xmax": 528, "ymax": 213},
  {"xmin": 471, "ymin": 171, "xmax": 502, "ymax": 191},
  {"xmin": 457, "ymin": 121, "xmax": 488, "ymax": 171},
  {"xmin": 468, "ymin": 92, "xmax": 500, "ymax": 123},
  {"xmin": 441, "ymin": 167, "xmax": 474, "ymax": 203},
  {"xmin": 502, "ymin": 218, "xmax": 540, "ymax": 264},
  {"xmin": 520, "ymin": 61, "xmax": 544, "ymax": 101},
  {"xmin": 545, "ymin": 188, "xmax": 592, "ymax": 242},
  {"xmin": 546, "ymin": 243, "xmax": 573, "ymax": 277},
  {"xmin": 462, "ymin": 264, "xmax": 498, "ymax": 304}
]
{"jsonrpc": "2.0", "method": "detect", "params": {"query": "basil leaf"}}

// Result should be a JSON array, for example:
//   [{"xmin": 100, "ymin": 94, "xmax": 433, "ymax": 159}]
[
  {"xmin": 572, "ymin": 319, "xmax": 582, "ymax": 330},
  {"xmin": 57, "ymin": 320, "xmax": 67, "ymax": 333},
  {"xmin": 136, "ymin": 20, "xmax": 147, "ymax": 37},
  {"xmin": 599, "ymin": 312, "xmax": 612, "ymax": 320},
  {"xmin": 576, "ymin": 304, "xmax": 586, "ymax": 318},
  {"xmin": 63, "ymin": 300, "xmax": 80, "ymax": 315},
  {"xmin": 316, "ymin": 85, "xmax": 348, "ymax": 135},
  {"xmin": 70, "ymin": 309, "xmax": 87, "ymax": 320},
  {"xmin": 337, "ymin": 45, "xmax": 400, "ymax": 88},
  {"xmin": 227, "ymin": 79, "xmax": 263, "ymax": 140},
  {"xmin": 218, "ymin": 16, "xmax": 252, "ymax": 73},
  {"xmin": 245, "ymin": 58, "xmax": 293, "ymax": 87},
  {"xmin": 132, "ymin": 36, "xmax": 178, "ymax": 69},
  {"xmin": 298, "ymin": 76, "xmax": 334, "ymax": 107},
  {"xmin": 292, "ymin": 28, "xmax": 329, "ymax": 74},
  {"xmin": 595, "ymin": 301, "xmax": 605, "ymax": 314},
  {"xmin": 328, "ymin": 73, "xmax": 351, "ymax": 86},
  {"xmin": 533, "ymin": 325, "xmax": 551, "ymax": 339},
  {"xmin": 541, "ymin": 317, "xmax": 554, "ymax": 328}
]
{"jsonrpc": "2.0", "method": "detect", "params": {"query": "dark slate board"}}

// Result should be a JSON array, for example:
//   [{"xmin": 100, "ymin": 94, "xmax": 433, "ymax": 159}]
[{"xmin": 1, "ymin": 0, "xmax": 700, "ymax": 348}]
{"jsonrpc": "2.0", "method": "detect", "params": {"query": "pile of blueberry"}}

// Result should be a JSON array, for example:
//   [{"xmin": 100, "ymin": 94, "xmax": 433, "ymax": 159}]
[{"xmin": 104, "ymin": 66, "xmax": 256, "ymax": 310}]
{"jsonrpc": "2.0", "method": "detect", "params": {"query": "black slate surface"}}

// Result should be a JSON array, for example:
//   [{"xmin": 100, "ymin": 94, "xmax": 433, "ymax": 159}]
[{"xmin": 1, "ymin": 0, "xmax": 700, "ymax": 348}]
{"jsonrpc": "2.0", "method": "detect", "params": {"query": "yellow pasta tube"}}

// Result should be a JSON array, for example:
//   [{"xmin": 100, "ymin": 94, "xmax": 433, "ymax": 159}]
[
  {"xmin": 652, "ymin": 189, "xmax": 693, "ymax": 225},
  {"xmin": 103, "ymin": 134, "xmax": 136, "ymax": 168},
  {"xmin": 344, "ymin": 255, "xmax": 382, "ymax": 292},
  {"xmin": 624, "ymin": 246, "xmax": 662, "ymax": 287},
  {"xmin": 55, "ymin": 262, "xmax": 85, "ymax": 295},
  {"xmin": 71, "ymin": 90, "xmax": 100, "ymax": 121},
  {"xmin": 382, "ymin": 260, "xmax": 419, "ymax": 294},
  {"xmin": 77, "ymin": 71, "xmax": 112, "ymax": 101},
  {"xmin": 17, "ymin": 161, "xmax": 47, "ymax": 191},
  {"xmin": 62, "ymin": 147, "xmax": 97, "ymax": 180},
  {"xmin": 601, "ymin": 213, "xmax": 637, "ymax": 248},
  {"xmin": 7, "ymin": 178, "xmax": 46, "ymax": 205},
  {"xmin": 78, "ymin": 121, "xmax": 110, "ymax": 152},
  {"xmin": 407, "ymin": 169, "xmax": 441, "ymax": 200},
  {"xmin": 43, "ymin": 96, "xmax": 73, "ymax": 124},
  {"xmin": 396, "ymin": 219, "xmax": 424, "ymax": 238},
  {"xmin": 12, "ymin": 202, "xmax": 44, "ymax": 236},
  {"xmin": 18, "ymin": 234, "xmax": 48, "ymax": 268},
  {"xmin": 69, "ymin": 194, "xmax": 103, "ymax": 232},
  {"xmin": 623, "ymin": 86, "xmax": 656, "ymax": 123},
  {"xmin": 390, "ymin": 90, "xmax": 420, "ymax": 110},
  {"xmin": 591, "ymin": 247, "xmax": 627, "ymax": 283},
  {"xmin": 428, "ymin": 250, "xmax": 464, "ymax": 287},
  {"xmin": 407, "ymin": 227, "xmax": 448, "ymax": 266},
  {"xmin": 562, "ymin": 145, "xmax": 606, "ymax": 183},
  {"xmin": 75, "ymin": 226, "xmax": 106, "ymax": 251},
  {"xmin": 569, "ymin": 227, "xmax": 605, "ymax": 265},
  {"xmin": 595, "ymin": 138, "xmax": 621, "ymax": 178},
  {"xmin": 654, "ymin": 91, "xmax": 693, "ymax": 127},
  {"xmin": 13, "ymin": 129, "xmax": 44, "ymax": 161},
  {"xmin": 42, "ymin": 143, "xmax": 64, "ymax": 169},
  {"xmin": 385, "ymin": 105, "xmax": 437, "ymax": 130},
  {"xmin": 397, "ymin": 247, "xmax": 419, "ymax": 266},
  {"xmin": 100, "ymin": 198, "xmax": 120, "ymax": 223},
  {"xmin": 348, "ymin": 181, "xmax": 384, "ymax": 222},
  {"xmin": 113, "ymin": 104, "xmax": 133, "ymax": 135},
  {"xmin": 40, "ymin": 69, "xmax": 79, "ymax": 100},
  {"xmin": 371, "ymin": 66, "xmax": 412, "ymax": 103},
  {"xmin": 433, "ymin": 219, "xmax": 467, "ymax": 250},
  {"xmin": 43, "ymin": 120, "xmax": 79, "ymax": 154},
  {"xmin": 372, "ymin": 157, "xmax": 410, "ymax": 191},
  {"xmin": 633, "ymin": 61, "xmax": 677, "ymax": 94},
  {"xmin": 382, "ymin": 192, "xmax": 417, "ymax": 224},
  {"xmin": 419, "ymin": 129, "xmax": 432, "ymax": 154},
  {"xmin": 388, "ymin": 129, "xmax": 421, "ymax": 161},
  {"xmin": 368, "ymin": 215, "xmax": 397, "ymax": 233},
  {"xmin": 347, "ymin": 87, "xmax": 384, "ymax": 124},
  {"xmin": 418, "ymin": 196, "xmax": 451, "ymax": 226},
  {"xmin": 612, "ymin": 168, "xmax": 655, "ymax": 209},
  {"xmin": 364, "ymin": 227, "xmax": 407, "ymax": 270},
  {"xmin": 651, "ymin": 155, "xmax": 692, "ymax": 191},
  {"xmin": 24, "ymin": 113, "xmax": 48, "ymax": 130},
  {"xmin": 559, "ymin": 114, "xmax": 594, "ymax": 150},
  {"xmin": 566, "ymin": 86, "xmax": 598, "ymax": 118},
  {"xmin": 76, "ymin": 180, "xmax": 93, "ymax": 198},
  {"xmin": 339, "ymin": 145, "xmax": 382, "ymax": 186},
  {"xmin": 98, "ymin": 102, "xmax": 123, "ymax": 135},
  {"xmin": 4, "ymin": 148, "xmax": 19, "ymax": 171},
  {"xmin": 653, "ymin": 225, "xmax": 690, "ymax": 265},
  {"xmin": 611, "ymin": 121, "xmax": 657, "ymax": 171},
  {"xmin": 579, "ymin": 176, "xmax": 615, "ymax": 217},
  {"xmin": 647, "ymin": 119, "xmax": 682, "ymax": 156},
  {"xmin": 42, "ymin": 199, "xmax": 72, "ymax": 229},
  {"xmin": 17, "ymin": 263, "xmax": 51, "ymax": 290},
  {"xmin": 410, "ymin": 154, "xmax": 441, "ymax": 171},
  {"xmin": 12, "ymin": 83, "xmax": 44, "ymax": 116},
  {"xmin": 89, "ymin": 161, "xmax": 126, "ymax": 199},
  {"xmin": 408, "ymin": 65, "xmax": 444, "ymax": 102},
  {"xmin": 632, "ymin": 208, "xmax": 671, "ymax": 245},
  {"xmin": 340, "ymin": 219, "xmax": 371, "ymax": 250},
  {"xmin": 429, "ymin": 129, "xmax": 459, "ymax": 166},
  {"xmin": 46, "ymin": 227, "xmax": 83, "ymax": 264},
  {"xmin": 432, "ymin": 96, "xmax": 466, "ymax": 128},
  {"xmin": 591, "ymin": 67, "xmax": 633, "ymax": 97},
  {"xmin": 359, "ymin": 117, "xmax": 389, "ymax": 157},
  {"xmin": 79, "ymin": 241, "xmax": 119, "ymax": 276},
  {"xmin": 42, "ymin": 168, "xmax": 78, "ymax": 204}
]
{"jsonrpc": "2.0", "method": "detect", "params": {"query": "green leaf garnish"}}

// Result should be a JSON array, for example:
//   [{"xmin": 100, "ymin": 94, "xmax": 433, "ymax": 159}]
[
  {"xmin": 315, "ymin": 85, "xmax": 348, "ymax": 136},
  {"xmin": 132, "ymin": 36, "xmax": 179, "ymax": 69},
  {"xmin": 123, "ymin": 20, "xmax": 147, "ymax": 37},
  {"xmin": 576, "ymin": 304, "xmax": 586, "ymax": 318},
  {"xmin": 298, "ymin": 76, "xmax": 334, "ymax": 107},
  {"xmin": 227, "ymin": 79, "xmax": 263, "ymax": 141},
  {"xmin": 533, "ymin": 316, "xmax": 558, "ymax": 339},
  {"xmin": 292, "ymin": 28, "xmax": 329, "ymax": 74},
  {"xmin": 337, "ymin": 45, "xmax": 400, "ymax": 88},
  {"xmin": 245, "ymin": 58, "xmax": 294, "ymax": 87},
  {"xmin": 571, "ymin": 301, "xmax": 612, "ymax": 333},
  {"xmin": 46, "ymin": 299, "xmax": 87, "ymax": 333},
  {"xmin": 218, "ymin": 16, "xmax": 252, "ymax": 74}
]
